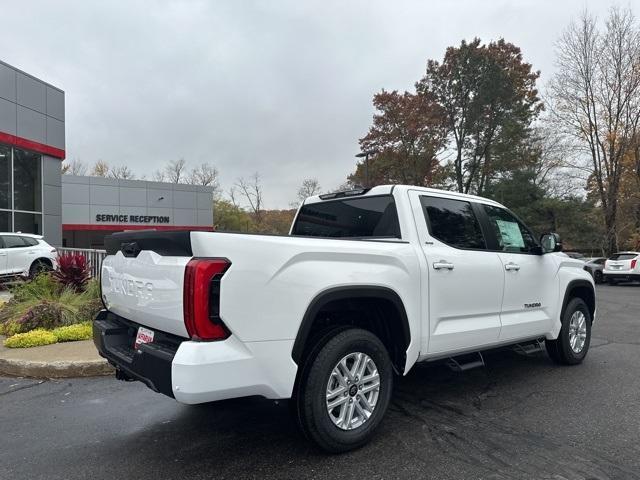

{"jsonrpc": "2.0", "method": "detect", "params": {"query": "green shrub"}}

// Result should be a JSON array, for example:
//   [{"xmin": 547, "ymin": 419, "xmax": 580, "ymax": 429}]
[
  {"xmin": 52, "ymin": 322, "xmax": 92, "ymax": 342},
  {"xmin": 0, "ymin": 273, "xmax": 102, "ymax": 335},
  {"xmin": 4, "ymin": 329, "xmax": 57, "ymax": 348}
]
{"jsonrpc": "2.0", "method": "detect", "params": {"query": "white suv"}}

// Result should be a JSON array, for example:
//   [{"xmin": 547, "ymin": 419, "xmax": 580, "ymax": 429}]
[
  {"xmin": 0, "ymin": 233, "xmax": 58, "ymax": 279},
  {"xmin": 603, "ymin": 251, "xmax": 640, "ymax": 285}
]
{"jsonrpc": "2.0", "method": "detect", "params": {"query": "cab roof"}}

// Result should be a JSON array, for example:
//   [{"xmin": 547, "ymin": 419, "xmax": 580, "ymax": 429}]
[{"xmin": 304, "ymin": 184, "xmax": 506, "ymax": 208}]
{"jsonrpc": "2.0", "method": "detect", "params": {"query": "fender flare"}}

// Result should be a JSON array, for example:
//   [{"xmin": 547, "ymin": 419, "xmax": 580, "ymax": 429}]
[
  {"xmin": 561, "ymin": 279, "xmax": 596, "ymax": 322},
  {"xmin": 291, "ymin": 285, "xmax": 411, "ymax": 365}
]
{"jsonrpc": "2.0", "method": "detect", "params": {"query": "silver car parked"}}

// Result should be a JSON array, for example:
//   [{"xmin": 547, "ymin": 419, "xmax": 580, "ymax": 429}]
[{"xmin": 583, "ymin": 257, "xmax": 606, "ymax": 284}]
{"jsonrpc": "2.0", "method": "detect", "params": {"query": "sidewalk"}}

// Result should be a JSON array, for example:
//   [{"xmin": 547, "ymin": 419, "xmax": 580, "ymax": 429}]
[{"xmin": 0, "ymin": 337, "xmax": 114, "ymax": 378}]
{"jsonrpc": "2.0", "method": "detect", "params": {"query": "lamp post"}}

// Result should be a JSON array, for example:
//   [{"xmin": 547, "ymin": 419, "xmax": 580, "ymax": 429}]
[{"xmin": 355, "ymin": 149, "xmax": 378, "ymax": 188}]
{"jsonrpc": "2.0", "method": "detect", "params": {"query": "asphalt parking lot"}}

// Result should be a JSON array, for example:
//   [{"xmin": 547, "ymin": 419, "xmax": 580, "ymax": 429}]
[{"xmin": 1, "ymin": 284, "xmax": 639, "ymax": 480}]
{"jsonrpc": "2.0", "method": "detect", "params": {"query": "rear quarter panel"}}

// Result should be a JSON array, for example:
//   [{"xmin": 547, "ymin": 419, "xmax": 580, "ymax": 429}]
[{"xmin": 190, "ymin": 232, "xmax": 422, "ymax": 369}]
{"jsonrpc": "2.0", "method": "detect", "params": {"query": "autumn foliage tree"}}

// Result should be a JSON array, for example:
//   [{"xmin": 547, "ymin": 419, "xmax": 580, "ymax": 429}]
[
  {"xmin": 417, "ymin": 38, "xmax": 542, "ymax": 195},
  {"xmin": 350, "ymin": 90, "xmax": 446, "ymax": 187}
]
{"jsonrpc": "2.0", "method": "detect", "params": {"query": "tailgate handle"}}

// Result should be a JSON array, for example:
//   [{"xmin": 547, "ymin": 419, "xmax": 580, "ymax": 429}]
[{"xmin": 121, "ymin": 242, "xmax": 141, "ymax": 257}]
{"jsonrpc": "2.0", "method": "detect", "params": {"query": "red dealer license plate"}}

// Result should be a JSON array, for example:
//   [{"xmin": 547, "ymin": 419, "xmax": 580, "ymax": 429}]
[{"xmin": 134, "ymin": 326, "xmax": 155, "ymax": 349}]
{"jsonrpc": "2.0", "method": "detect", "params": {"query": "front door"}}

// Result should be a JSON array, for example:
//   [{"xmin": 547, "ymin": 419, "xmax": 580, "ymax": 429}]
[
  {"xmin": 409, "ymin": 191, "xmax": 505, "ymax": 354},
  {"xmin": 479, "ymin": 205, "xmax": 559, "ymax": 341},
  {"xmin": 4, "ymin": 235, "xmax": 33, "ymax": 274},
  {"xmin": 0, "ymin": 236, "xmax": 8, "ymax": 274}
]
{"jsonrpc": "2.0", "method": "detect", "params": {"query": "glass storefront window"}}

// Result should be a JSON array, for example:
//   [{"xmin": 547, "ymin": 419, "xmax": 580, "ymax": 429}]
[
  {"xmin": 0, "ymin": 145, "xmax": 10, "ymax": 209},
  {"xmin": 14, "ymin": 212, "xmax": 42, "ymax": 235},
  {"xmin": 13, "ymin": 148, "xmax": 42, "ymax": 213},
  {"xmin": 0, "ymin": 211, "xmax": 10, "ymax": 231}
]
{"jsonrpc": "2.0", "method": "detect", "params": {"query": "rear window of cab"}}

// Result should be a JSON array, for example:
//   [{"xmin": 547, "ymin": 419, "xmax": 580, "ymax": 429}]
[{"xmin": 291, "ymin": 195, "xmax": 401, "ymax": 239}]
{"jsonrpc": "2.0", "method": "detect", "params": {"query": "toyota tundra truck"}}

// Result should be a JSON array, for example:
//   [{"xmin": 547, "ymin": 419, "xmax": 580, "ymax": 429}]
[{"xmin": 94, "ymin": 185, "xmax": 596, "ymax": 452}]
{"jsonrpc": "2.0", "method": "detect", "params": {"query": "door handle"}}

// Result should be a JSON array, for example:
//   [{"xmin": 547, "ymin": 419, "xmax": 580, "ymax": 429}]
[
  {"xmin": 505, "ymin": 262, "xmax": 520, "ymax": 271},
  {"xmin": 433, "ymin": 260, "xmax": 454, "ymax": 270},
  {"xmin": 0, "ymin": 253, "xmax": 6, "ymax": 256}
]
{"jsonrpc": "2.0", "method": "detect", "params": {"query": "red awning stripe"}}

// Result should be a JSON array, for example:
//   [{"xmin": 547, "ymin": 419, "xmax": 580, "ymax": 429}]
[
  {"xmin": 63, "ymin": 224, "xmax": 214, "ymax": 231},
  {"xmin": 0, "ymin": 130, "xmax": 66, "ymax": 159}
]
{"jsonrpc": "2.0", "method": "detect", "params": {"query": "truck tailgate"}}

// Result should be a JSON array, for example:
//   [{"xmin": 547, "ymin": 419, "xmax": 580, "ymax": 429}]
[{"xmin": 101, "ymin": 250, "xmax": 190, "ymax": 337}]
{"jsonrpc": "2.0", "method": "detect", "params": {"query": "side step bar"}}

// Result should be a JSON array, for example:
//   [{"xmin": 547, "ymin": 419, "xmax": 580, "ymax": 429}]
[
  {"xmin": 512, "ymin": 338, "xmax": 545, "ymax": 356},
  {"xmin": 446, "ymin": 352, "xmax": 485, "ymax": 372}
]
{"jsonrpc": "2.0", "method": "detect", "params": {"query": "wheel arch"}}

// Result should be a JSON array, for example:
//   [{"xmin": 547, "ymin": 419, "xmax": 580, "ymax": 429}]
[
  {"xmin": 561, "ymin": 279, "xmax": 596, "ymax": 322},
  {"xmin": 291, "ymin": 286, "xmax": 411, "ymax": 374}
]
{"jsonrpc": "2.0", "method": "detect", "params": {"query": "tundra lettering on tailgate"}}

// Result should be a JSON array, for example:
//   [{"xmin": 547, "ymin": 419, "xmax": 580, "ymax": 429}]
[{"xmin": 108, "ymin": 271, "xmax": 153, "ymax": 302}]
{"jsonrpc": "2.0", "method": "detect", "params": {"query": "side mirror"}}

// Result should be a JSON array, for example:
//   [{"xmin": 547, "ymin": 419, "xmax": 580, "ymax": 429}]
[{"xmin": 540, "ymin": 233, "xmax": 562, "ymax": 253}]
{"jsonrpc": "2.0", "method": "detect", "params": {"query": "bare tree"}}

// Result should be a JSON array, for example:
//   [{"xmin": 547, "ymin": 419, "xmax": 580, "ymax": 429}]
[
  {"xmin": 165, "ymin": 158, "xmax": 187, "ymax": 183},
  {"xmin": 152, "ymin": 169, "xmax": 166, "ymax": 182},
  {"xmin": 109, "ymin": 165, "xmax": 136, "ymax": 180},
  {"xmin": 91, "ymin": 160, "xmax": 110, "ymax": 177},
  {"xmin": 548, "ymin": 7, "xmax": 640, "ymax": 253},
  {"xmin": 62, "ymin": 159, "xmax": 87, "ymax": 176},
  {"xmin": 228, "ymin": 186, "xmax": 239, "ymax": 208},
  {"xmin": 189, "ymin": 162, "xmax": 221, "ymax": 198},
  {"xmin": 235, "ymin": 172, "xmax": 264, "ymax": 222},
  {"xmin": 295, "ymin": 178, "xmax": 322, "ymax": 204}
]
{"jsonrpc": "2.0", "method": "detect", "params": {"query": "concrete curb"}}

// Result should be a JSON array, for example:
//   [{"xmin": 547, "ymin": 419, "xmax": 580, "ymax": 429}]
[{"xmin": 0, "ymin": 357, "xmax": 114, "ymax": 378}]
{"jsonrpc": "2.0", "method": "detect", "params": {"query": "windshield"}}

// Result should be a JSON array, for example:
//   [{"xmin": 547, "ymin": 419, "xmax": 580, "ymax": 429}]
[{"xmin": 291, "ymin": 195, "xmax": 401, "ymax": 239}]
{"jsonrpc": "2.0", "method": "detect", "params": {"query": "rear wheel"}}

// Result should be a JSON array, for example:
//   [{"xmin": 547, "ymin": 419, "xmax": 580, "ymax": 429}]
[
  {"xmin": 29, "ymin": 260, "xmax": 51, "ymax": 279},
  {"xmin": 545, "ymin": 297, "xmax": 591, "ymax": 365},
  {"xmin": 593, "ymin": 270, "xmax": 603, "ymax": 284},
  {"xmin": 293, "ymin": 328, "xmax": 393, "ymax": 453}
]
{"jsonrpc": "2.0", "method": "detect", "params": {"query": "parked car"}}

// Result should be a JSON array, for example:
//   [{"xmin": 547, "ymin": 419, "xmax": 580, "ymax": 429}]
[
  {"xmin": 603, "ymin": 251, "xmax": 640, "ymax": 285},
  {"xmin": 583, "ymin": 257, "xmax": 607, "ymax": 283},
  {"xmin": 0, "ymin": 233, "xmax": 58, "ymax": 279},
  {"xmin": 94, "ymin": 185, "xmax": 596, "ymax": 452},
  {"xmin": 564, "ymin": 251, "xmax": 586, "ymax": 261}
]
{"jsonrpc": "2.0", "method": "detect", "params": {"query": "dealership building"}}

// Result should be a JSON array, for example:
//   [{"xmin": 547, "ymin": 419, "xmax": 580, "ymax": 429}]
[{"xmin": 0, "ymin": 60, "xmax": 213, "ymax": 249}]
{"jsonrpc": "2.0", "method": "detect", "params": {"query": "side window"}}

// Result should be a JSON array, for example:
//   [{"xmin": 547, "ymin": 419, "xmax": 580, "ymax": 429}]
[
  {"xmin": 482, "ymin": 205, "xmax": 538, "ymax": 253},
  {"xmin": 420, "ymin": 196, "xmax": 486, "ymax": 250},
  {"xmin": 21, "ymin": 237, "xmax": 38, "ymax": 246},
  {"xmin": 2, "ymin": 236, "xmax": 27, "ymax": 248}
]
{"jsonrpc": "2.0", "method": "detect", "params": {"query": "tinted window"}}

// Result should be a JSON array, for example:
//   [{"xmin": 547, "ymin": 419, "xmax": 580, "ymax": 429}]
[
  {"xmin": 420, "ymin": 196, "xmax": 486, "ymax": 249},
  {"xmin": 2, "ymin": 235, "xmax": 26, "ymax": 248},
  {"xmin": 594, "ymin": 258, "xmax": 606, "ymax": 265},
  {"xmin": 609, "ymin": 253, "xmax": 638, "ymax": 261},
  {"xmin": 22, "ymin": 237, "xmax": 39, "ymax": 246},
  {"xmin": 483, "ymin": 205, "xmax": 538, "ymax": 253},
  {"xmin": 292, "ymin": 195, "xmax": 401, "ymax": 238}
]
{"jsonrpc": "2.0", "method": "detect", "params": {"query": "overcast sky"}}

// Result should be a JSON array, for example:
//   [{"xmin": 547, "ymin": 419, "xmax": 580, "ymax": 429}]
[{"xmin": 0, "ymin": 0, "xmax": 625, "ymax": 208}]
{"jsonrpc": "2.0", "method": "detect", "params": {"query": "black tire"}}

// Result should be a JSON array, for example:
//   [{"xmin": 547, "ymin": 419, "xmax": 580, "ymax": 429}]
[
  {"xmin": 293, "ymin": 328, "xmax": 393, "ymax": 453},
  {"xmin": 545, "ymin": 297, "xmax": 592, "ymax": 365},
  {"xmin": 594, "ymin": 270, "xmax": 603, "ymax": 284},
  {"xmin": 29, "ymin": 260, "xmax": 51, "ymax": 279}
]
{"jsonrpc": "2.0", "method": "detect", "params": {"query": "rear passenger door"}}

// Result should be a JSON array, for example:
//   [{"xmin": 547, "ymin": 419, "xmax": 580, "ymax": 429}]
[
  {"xmin": 479, "ymin": 205, "xmax": 559, "ymax": 341},
  {"xmin": 409, "ymin": 192, "xmax": 505, "ymax": 354}
]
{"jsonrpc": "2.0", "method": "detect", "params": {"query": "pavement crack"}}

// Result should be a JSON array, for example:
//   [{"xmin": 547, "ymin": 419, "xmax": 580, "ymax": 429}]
[{"xmin": 0, "ymin": 379, "xmax": 47, "ymax": 396}]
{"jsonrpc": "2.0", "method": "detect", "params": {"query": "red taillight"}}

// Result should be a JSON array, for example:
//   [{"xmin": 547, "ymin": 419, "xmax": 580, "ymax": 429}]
[
  {"xmin": 632, "ymin": 259, "xmax": 637, "ymax": 269},
  {"xmin": 183, "ymin": 258, "xmax": 231, "ymax": 341}
]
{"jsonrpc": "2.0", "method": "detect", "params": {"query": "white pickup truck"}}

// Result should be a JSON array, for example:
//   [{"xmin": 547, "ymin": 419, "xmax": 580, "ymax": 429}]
[{"xmin": 94, "ymin": 185, "xmax": 596, "ymax": 452}]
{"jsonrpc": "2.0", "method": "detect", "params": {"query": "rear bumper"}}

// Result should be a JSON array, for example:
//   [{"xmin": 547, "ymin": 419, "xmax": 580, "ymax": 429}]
[
  {"xmin": 603, "ymin": 273, "xmax": 640, "ymax": 282},
  {"xmin": 93, "ymin": 310, "xmax": 180, "ymax": 398},
  {"xmin": 93, "ymin": 310, "xmax": 297, "ymax": 404}
]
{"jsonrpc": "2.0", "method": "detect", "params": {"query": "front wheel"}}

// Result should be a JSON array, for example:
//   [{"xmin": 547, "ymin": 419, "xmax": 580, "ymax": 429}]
[
  {"xmin": 545, "ymin": 297, "xmax": 592, "ymax": 365},
  {"xmin": 293, "ymin": 328, "xmax": 393, "ymax": 453}
]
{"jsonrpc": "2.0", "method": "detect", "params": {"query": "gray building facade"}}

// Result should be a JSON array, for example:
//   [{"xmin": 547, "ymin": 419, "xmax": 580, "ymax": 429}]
[
  {"xmin": 62, "ymin": 175, "xmax": 214, "ymax": 249},
  {"xmin": 0, "ymin": 60, "xmax": 65, "ymax": 246}
]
